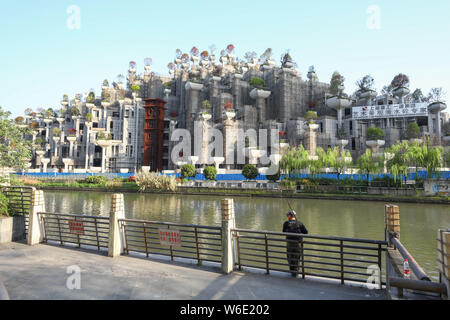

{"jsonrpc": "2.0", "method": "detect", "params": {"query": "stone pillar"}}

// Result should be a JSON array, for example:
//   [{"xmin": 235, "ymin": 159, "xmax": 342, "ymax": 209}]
[
  {"xmin": 437, "ymin": 229, "xmax": 450, "ymax": 299},
  {"xmin": 385, "ymin": 204, "xmax": 400, "ymax": 245},
  {"xmin": 221, "ymin": 198, "xmax": 235, "ymax": 274},
  {"xmin": 108, "ymin": 194, "xmax": 125, "ymax": 258},
  {"xmin": 304, "ymin": 124, "xmax": 319, "ymax": 156},
  {"xmin": 27, "ymin": 188, "xmax": 46, "ymax": 245},
  {"xmin": 250, "ymin": 88, "xmax": 271, "ymax": 125},
  {"xmin": 185, "ymin": 82, "xmax": 204, "ymax": 132},
  {"xmin": 41, "ymin": 158, "xmax": 50, "ymax": 173},
  {"xmin": 62, "ymin": 159, "xmax": 71, "ymax": 173}
]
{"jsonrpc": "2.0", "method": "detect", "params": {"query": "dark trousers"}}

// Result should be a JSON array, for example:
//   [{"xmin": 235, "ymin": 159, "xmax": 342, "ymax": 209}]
[{"xmin": 286, "ymin": 241, "xmax": 301, "ymax": 276}]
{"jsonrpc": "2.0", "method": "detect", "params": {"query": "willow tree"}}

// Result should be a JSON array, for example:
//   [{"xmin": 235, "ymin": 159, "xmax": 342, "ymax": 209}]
[
  {"xmin": 280, "ymin": 145, "xmax": 309, "ymax": 178},
  {"xmin": 0, "ymin": 107, "xmax": 32, "ymax": 170},
  {"xmin": 386, "ymin": 141, "xmax": 410, "ymax": 184},
  {"xmin": 328, "ymin": 147, "xmax": 353, "ymax": 180},
  {"xmin": 356, "ymin": 149, "xmax": 382, "ymax": 185}
]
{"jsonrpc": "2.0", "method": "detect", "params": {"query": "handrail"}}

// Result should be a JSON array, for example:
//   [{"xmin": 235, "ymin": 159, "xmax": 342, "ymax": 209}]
[
  {"xmin": 389, "ymin": 276, "xmax": 446, "ymax": 294},
  {"xmin": 119, "ymin": 218, "xmax": 221, "ymax": 230},
  {"xmin": 391, "ymin": 237, "xmax": 430, "ymax": 281},
  {"xmin": 232, "ymin": 227, "xmax": 387, "ymax": 245},
  {"xmin": 37, "ymin": 212, "xmax": 110, "ymax": 221}
]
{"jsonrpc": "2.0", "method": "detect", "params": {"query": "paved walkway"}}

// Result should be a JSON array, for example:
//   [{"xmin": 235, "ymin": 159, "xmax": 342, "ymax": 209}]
[{"xmin": 0, "ymin": 242, "xmax": 386, "ymax": 300}]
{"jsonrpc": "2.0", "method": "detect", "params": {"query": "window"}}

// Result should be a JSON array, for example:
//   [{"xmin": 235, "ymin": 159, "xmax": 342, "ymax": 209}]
[
  {"xmin": 112, "ymin": 112, "xmax": 120, "ymax": 118},
  {"xmin": 130, "ymin": 146, "xmax": 133, "ymax": 157},
  {"xmin": 128, "ymin": 132, "xmax": 132, "ymax": 139},
  {"xmin": 125, "ymin": 110, "xmax": 129, "ymax": 118},
  {"xmin": 110, "ymin": 121, "xmax": 114, "ymax": 129}
]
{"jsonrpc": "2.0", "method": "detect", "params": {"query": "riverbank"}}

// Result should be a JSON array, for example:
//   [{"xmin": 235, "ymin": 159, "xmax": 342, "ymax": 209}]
[{"xmin": 35, "ymin": 185, "xmax": 450, "ymax": 205}]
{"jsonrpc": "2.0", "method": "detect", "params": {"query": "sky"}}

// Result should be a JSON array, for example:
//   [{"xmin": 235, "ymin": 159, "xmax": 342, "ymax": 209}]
[{"xmin": 1, "ymin": 0, "xmax": 449, "ymax": 118}]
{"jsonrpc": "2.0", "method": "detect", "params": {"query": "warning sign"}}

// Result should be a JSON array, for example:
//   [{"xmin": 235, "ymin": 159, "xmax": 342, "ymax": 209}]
[
  {"xmin": 69, "ymin": 220, "xmax": 85, "ymax": 235},
  {"xmin": 159, "ymin": 228, "xmax": 181, "ymax": 247}
]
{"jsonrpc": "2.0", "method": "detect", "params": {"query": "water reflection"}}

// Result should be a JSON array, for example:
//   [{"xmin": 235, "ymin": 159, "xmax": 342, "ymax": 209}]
[{"xmin": 43, "ymin": 191, "xmax": 449, "ymax": 280}]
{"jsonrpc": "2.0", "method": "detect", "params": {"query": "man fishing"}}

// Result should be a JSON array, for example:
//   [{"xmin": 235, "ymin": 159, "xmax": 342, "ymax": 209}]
[{"xmin": 282, "ymin": 210, "xmax": 308, "ymax": 277}]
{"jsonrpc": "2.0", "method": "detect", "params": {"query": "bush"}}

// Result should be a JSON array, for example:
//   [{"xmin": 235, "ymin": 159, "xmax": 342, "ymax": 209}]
[
  {"xmin": 249, "ymin": 77, "xmax": 265, "ymax": 88},
  {"xmin": 406, "ymin": 122, "xmax": 420, "ymax": 139},
  {"xmin": 366, "ymin": 127, "xmax": 385, "ymax": 140},
  {"xmin": 105, "ymin": 180, "xmax": 123, "ymax": 189},
  {"xmin": 181, "ymin": 164, "xmax": 196, "ymax": 179},
  {"xmin": 83, "ymin": 176, "xmax": 107, "ymax": 185},
  {"xmin": 280, "ymin": 179, "xmax": 296, "ymax": 190},
  {"xmin": 266, "ymin": 171, "xmax": 281, "ymax": 182},
  {"xmin": 203, "ymin": 166, "xmax": 217, "ymax": 181},
  {"xmin": 135, "ymin": 171, "xmax": 177, "ymax": 191},
  {"xmin": 0, "ymin": 192, "xmax": 9, "ymax": 217},
  {"xmin": 242, "ymin": 164, "xmax": 259, "ymax": 180}
]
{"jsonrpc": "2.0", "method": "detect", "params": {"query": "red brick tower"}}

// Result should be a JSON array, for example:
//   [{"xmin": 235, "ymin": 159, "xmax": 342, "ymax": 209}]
[{"xmin": 143, "ymin": 98, "xmax": 166, "ymax": 171}]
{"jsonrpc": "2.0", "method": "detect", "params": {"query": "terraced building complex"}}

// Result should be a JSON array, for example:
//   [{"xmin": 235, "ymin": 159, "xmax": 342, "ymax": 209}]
[{"xmin": 19, "ymin": 46, "xmax": 448, "ymax": 173}]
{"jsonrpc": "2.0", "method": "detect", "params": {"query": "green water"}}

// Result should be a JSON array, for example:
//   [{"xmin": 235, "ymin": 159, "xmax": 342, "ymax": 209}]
[{"xmin": 44, "ymin": 190, "xmax": 449, "ymax": 280}]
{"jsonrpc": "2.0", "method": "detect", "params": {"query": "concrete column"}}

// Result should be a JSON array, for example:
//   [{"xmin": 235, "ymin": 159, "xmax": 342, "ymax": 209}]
[
  {"xmin": 185, "ymin": 82, "xmax": 204, "ymax": 132},
  {"xmin": 385, "ymin": 204, "xmax": 400, "ymax": 245},
  {"xmin": 108, "ymin": 194, "xmax": 125, "ymax": 257},
  {"xmin": 27, "ymin": 188, "xmax": 46, "ymax": 245},
  {"xmin": 437, "ymin": 230, "xmax": 450, "ymax": 299},
  {"xmin": 221, "ymin": 198, "xmax": 235, "ymax": 274},
  {"xmin": 41, "ymin": 158, "xmax": 50, "ymax": 173}
]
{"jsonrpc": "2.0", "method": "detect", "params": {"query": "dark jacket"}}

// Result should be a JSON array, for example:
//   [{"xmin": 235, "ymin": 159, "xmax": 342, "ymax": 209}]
[{"xmin": 283, "ymin": 220, "xmax": 308, "ymax": 241}]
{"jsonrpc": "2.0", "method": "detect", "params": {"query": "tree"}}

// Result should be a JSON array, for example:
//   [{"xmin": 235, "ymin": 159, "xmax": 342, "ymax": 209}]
[
  {"xmin": 420, "ymin": 139, "xmax": 443, "ymax": 178},
  {"xmin": 412, "ymin": 89, "xmax": 425, "ymax": 103},
  {"xmin": 0, "ymin": 106, "xmax": 32, "ymax": 170},
  {"xmin": 356, "ymin": 75, "xmax": 375, "ymax": 92},
  {"xmin": 249, "ymin": 77, "xmax": 265, "ymax": 88},
  {"xmin": 366, "ymin": 127, "xmax": 385, "ymax": 140},
  {"xmin": 304, "ymin": 111, "xmax": 318, "ymax": 124},
  {"xmin": 203, "ymin": 166, "xmax": 217, "ymax": 181},
  {"xmin": 181, "ymin": 164, "xmax": 196, "ymax": 179},
  {"xmin": 356, "ymin": 149, "xmax": 382, "ymax": 185},
  {"xmin": 329, "ymin": 71, "xmax": 345, "ymax": 97},
  {"xmin": 427, "ymin": 88, "xmax": 446, "ymax": 103},
  {"xmin": 242, "ymin": 164, "xmax": 259, "ymax": 180},
  {"xmin": 280, "ymin": 146, "xmax": 309, "ymax": 178},
  {"xmin": 391, "ymin": 73, "xmax": 410, "ymax": 89},
  {"xmin": 381, "ymin": 85, "xmax": 393, "ymax": 96},
  {"xmin": 386, "ymin": 141, "xmax": 410, "ymax": 184},
  {"xmin": 405, "ymin": 122, "xmax": 421, "ymax": 139},
  {"xmin": 328, "ymin": 147, "xmax": 353, "ymax": 180}
]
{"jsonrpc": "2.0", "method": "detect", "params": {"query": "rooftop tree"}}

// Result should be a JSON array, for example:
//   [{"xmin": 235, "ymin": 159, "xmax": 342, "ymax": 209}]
[
  {"xmin": 329, "ymin": 72, "xmax": 346, "ymax": 98},
  {"xmin": 391, "ymin": 73, "xmax": 410, "ymax": 89},
  {"xmin": 427, "ymin": 88, "xmax": 446, "ymax": 104},
  {"xmin": 356, "ymin": 75, "xmax": 375, "ymax": 92},
  {"xmin": 366, "ymin": 127, "xmax": 385, "ymax": 141}
]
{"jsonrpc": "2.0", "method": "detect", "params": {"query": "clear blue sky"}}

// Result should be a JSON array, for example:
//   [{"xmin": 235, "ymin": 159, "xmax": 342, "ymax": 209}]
[{"xmin": 1, "ymin": 0, "xmax": 449, "ymax": 117}]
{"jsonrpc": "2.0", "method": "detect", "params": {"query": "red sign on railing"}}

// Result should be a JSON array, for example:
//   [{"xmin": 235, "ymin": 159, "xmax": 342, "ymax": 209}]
[
  {"xmin": 159, "ymin": 228, "xmax": 181, "ymax": 247},
  {"xmin": 69, "ymin": 220, "xmax": 85, "ymax": 235}
]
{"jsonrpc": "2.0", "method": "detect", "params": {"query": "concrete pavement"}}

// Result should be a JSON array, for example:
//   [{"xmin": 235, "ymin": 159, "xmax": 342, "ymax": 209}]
[{"xmin": 0, "ymin": 241, "xmax": 386, "ymax": 300}]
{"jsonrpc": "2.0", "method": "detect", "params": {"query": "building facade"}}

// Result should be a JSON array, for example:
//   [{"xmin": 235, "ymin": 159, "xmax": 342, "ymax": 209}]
[{"xmin": 20, "ymin": 46, "xmax": 448, "ymax": 173}]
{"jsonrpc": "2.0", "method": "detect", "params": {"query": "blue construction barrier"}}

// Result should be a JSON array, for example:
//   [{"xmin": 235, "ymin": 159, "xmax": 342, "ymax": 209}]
[{"xmin": 13, "ymin": 171, "xmax": 450, "ymax": 181}]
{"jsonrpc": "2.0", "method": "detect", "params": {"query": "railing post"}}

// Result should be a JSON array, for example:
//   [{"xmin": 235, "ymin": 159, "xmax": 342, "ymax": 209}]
[
  {"xmin": 437, "ymin": 229, "xmax": 450, "ymax": 300},
  {"xmin": 108, "ymin": 194, "xmax": 125, "ymax": 258},
  {"xmin": 385, "ymin": 204, "xmax": 400, "ymax": 246},
  {"xmin": 221, "ymin": 198, "xmax": 235, "ymax": 274},
  {"xmin": 340, "ymin": 240, "xmax": 344, "ymax": 285},
  {"xmin": 27, "ymin": 188, "xmax": 46, "ymax": 245}
]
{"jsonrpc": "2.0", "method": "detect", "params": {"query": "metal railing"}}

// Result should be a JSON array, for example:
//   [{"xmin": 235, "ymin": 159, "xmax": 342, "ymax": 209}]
[
  {"xmin": 232, "ymin": 228, "xmax": 387, "ymax": 287},
  {"xmin": 1, "ymin": 186, "xmax": 33, "ymax": 236},
  {"xmin": 38, "ymin": 212, "xmax": 110, "ymax": 250},
  {"xmin": 118, "ymin": 219, "xmax": 222, "ymax": 264}
]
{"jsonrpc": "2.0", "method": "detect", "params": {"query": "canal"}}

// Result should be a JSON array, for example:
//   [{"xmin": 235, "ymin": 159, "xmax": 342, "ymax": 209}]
[{"xmin": 44, "ymin": 190, "xmax": 449, "ymax": 281}]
